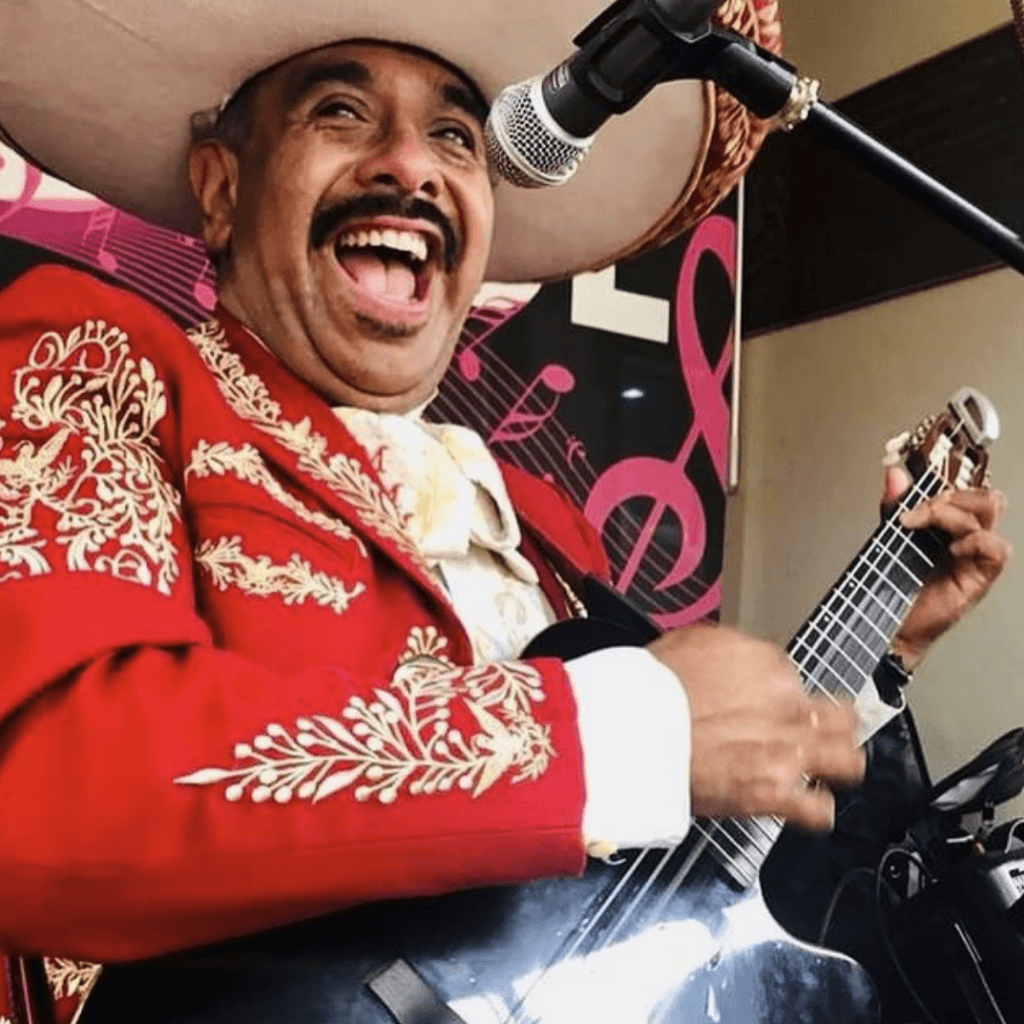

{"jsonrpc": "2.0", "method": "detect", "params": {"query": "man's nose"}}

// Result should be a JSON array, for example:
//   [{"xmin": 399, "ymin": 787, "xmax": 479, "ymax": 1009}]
[{"xmin": 354, "ymin": 123, "xmax": 442, "ymax": 200}]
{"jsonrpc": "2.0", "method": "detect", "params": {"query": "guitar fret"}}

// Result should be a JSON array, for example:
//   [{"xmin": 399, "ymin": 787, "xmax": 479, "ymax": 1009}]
[
  {"xmin": 803, "ymin": 608, "xmax": 880, "ymax": 678},
  {"xmin": 825, "ymin": 582, "xmax": 891, "ymax": 647},
  {"xmin": 789, "ymin": 629, "xmax": 862, "ymax": 701}
]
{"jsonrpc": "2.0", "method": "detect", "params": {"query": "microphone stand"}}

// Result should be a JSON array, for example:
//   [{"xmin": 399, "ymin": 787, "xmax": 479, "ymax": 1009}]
[{"xmin": 664, "ymin": 28, "xmax": 1024, "ymax": 277}]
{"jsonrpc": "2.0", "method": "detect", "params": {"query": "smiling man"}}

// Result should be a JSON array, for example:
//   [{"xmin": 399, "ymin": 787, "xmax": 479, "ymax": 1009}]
[
  {"xmin": 0, "ymin": 4, "xmax": 1012, "ymax": 1024},
  {"xmin": 193, "ymin": 44, "xmax": 496, "ymax": 414}
]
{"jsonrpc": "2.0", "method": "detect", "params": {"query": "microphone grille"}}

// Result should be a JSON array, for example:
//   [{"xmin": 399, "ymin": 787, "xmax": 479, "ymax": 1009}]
[{"xmin": 485, "ymin": 78, "xmax": 594, "ymax": 189}]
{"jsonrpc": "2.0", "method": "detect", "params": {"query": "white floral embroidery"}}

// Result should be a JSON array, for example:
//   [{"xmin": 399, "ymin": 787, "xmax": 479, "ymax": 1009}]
[
  {"xmin": 175, "ymin": 626, "xmax": 555, "ymax": 804},
  {"xmin": 196, "ymin": 535, "xmax": 365, "ymax": 614},
  {"xmin": 186, "ymin": 439, "xmax": 367, "ymax": 556},
  {"xmin": 44, "ymin": 957, "xmax": 102, "ymax": 1002},
  {"xmin": 186, "ymin": 321, "xmax": 422, "ymax": 568},
  {"xmin": 0, "ymin": 321, "xmax": 181, "ymax": 593}
]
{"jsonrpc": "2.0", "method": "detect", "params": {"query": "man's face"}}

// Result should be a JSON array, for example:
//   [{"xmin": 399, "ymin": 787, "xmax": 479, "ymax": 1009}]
[{"xmin": 193, "ymin": 42, "xmax": 495, "ymax": 412}]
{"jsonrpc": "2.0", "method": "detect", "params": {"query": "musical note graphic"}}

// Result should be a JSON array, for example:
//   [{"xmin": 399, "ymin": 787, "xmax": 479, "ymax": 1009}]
[
  {"xmin": 566, "ymin": 435, "xmax": 587, "ymax": 466},
  {"xmin": 192, "ymin": 258, "xmax": 216, "ymax": 311},
  {"xmin": 83, "ymin": 206, "xmax": 118, "ymax": 273},
  {"xmin": 584, "ymin": 215, "xmax": 735, "ymax": 628},
  {"xmin": 488, "ymin": 364, "xmax": 575, "ymax": 445},
  {"xmin": 174, "ymin": 232, "xmax": 217, "ymax": 310},
  {"xmin": 455, "ymin": 298, "xmax": 524, "ymax": 382}
]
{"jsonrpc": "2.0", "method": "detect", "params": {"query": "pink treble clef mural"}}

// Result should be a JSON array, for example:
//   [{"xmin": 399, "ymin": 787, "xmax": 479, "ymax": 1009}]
[{"xmin": 584, "ymin": 214, "xmax": 735, "ymax": 628}]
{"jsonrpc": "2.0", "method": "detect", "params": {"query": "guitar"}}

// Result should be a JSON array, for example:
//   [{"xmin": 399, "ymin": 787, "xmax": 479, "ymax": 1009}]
[{"xmin": 80, "ymin": 387, "xmax": 999, "ymax": 1024}]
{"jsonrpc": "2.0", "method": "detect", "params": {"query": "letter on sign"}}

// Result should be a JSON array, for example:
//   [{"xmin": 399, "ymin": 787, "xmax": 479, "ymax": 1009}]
[{"xmin": 570, "ymin": 266, "xmax": 670, "ymax": 345}]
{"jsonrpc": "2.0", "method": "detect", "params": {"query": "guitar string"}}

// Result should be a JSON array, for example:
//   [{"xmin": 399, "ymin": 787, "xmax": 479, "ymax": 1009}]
[
  {"xmin": 585, "ymin": 424, "xmax": 975, "ymax": 929},
  {"xmin": 507, "ymin": 416, "xmax": 977, "ymax": 1020},
  {"xmin": 643, "ymin": 828, "xmax": 723, "ymax": 934},
  {"xmin": 792, "ymin": 519, "xmax": 937, "ymax": 705},
  {"xmin": 516, "ymin": 458, "xmax": 955, "ymax": 995},
  {"xmin": 504, "ymin": 845, "xmax": 686, "ymax": 1023},
  {"xmin": 789, "ymin": 467, "xmax": 942, "ymax": 702},
  {"xmin": 597, "ymin": 845, "xmax": 694, "ymax": 949},
  {"xmin": 671, "ymin": 466, "xmax": 950, "ymax": 896},
  {"xmin": 719, "ymin": 816, "xmax": 775, "ymax": 860},
  {"xmin": 620, "ymin": 458, "xmax": 956, "ymax": 903},
  {"xmin": 794, "ymin": 514, "xmax": 926, "ymax": 672},
  {"xmin": 796, "ymin": 510, "xmax": 934, "ymax": 674},
  {"xmin": 546, "ymin": 846, "xmax": 669, "ymax": 964},
  {"xmin": 790, "ymin": 518, "xmax": 926, "ymax": 695}
]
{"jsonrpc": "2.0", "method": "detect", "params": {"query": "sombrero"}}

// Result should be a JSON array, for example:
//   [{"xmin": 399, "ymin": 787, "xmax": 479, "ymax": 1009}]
[{"xmin": 0, "ymin": 0, "xmax": 781, "ymax": 282}]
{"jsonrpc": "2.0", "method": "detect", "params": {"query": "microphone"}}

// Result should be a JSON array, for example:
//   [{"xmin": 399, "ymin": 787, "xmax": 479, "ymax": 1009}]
[{"xmin": 485, "ymin": 0, "xmax": 723, "ymax": 187}]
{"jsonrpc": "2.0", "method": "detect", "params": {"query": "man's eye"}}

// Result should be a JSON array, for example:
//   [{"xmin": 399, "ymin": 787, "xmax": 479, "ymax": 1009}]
[
  {"xmin": 436, "ymin": 125, "xmax": 476, "ymax": 151},
  {"xmin": 316, "ymin": 100, "xmax": 359, "ymax": 120}
]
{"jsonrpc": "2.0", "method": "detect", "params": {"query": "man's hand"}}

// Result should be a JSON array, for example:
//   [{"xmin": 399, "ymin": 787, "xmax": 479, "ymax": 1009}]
[
  {"xmin": 647, "ymin": 624, "xmax": 864, "ymax": 832},
  {"xmin": 884, "ymin": 466, "xmax": 1012, "ymax": 669}
]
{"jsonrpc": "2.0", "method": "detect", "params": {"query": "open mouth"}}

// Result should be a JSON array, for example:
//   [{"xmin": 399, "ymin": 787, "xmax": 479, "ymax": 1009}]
[{"xmin": 332, "ymin": 226, "xmax": 438, "ymax": 308}]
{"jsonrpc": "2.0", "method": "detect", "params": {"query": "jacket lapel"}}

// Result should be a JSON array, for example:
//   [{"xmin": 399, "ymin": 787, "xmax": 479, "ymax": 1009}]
[{"xmin": 186, "ymin": 312, "xmax": 454, "ymax": 611}]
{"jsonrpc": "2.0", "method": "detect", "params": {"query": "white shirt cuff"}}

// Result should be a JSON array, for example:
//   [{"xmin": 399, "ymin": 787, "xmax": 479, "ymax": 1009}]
[{"xmin": 565, "ymin": 646, "xmax": 692, "ymax": 857}]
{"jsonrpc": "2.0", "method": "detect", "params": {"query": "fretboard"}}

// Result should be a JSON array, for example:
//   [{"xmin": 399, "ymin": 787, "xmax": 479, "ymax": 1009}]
[{"xmin": 695, "ymin": 465, "xmax": 950, "ymax": 888}]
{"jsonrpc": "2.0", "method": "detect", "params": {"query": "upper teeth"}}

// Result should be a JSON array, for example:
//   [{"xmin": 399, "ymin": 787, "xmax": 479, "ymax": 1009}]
[{"xmin": 336, "ymin": 228, "xmax": 429, "ymax": 263}]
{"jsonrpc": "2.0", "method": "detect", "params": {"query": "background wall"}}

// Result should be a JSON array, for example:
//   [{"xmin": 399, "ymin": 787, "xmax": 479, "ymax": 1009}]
[
  {"xmin": 781, "ymin": 0, "xmax": 1015, "ymax": 99},
  {"xmin": 726, "ymin": 0, "xmax": 1024, "ymax": 818}
]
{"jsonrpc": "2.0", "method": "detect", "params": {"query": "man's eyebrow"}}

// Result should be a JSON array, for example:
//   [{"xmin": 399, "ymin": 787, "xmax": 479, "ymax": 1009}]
[
  {"xmin": 286, "ymin": 60, "xmax": 371, "ymax": 108},
  {"xmin": 440, "ymin": 82, "xmax": 490, "ymax": 129}
]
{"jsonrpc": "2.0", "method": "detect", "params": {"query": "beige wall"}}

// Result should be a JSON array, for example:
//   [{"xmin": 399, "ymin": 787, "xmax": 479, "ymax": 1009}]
[
  {"xmin": 780, "ymin": 0, "xmax": 1013, "ymax": 99},
  {"xmin": 727, "ymin": 0, "xmax": 1024, "ymax": 818}
]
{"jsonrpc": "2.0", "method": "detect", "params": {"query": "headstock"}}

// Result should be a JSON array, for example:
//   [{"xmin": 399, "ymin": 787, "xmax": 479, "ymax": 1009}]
[{"xmin": 886, "ymin": 386, "xmax": 999, "ymax": 493}]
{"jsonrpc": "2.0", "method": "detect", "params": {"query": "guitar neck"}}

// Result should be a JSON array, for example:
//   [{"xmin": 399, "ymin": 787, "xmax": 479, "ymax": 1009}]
[
  {"xmin": 695, "ymin": 464, "xmax": 950, "ymax": 887},
  {"xmin": 787, "ymin": 466, "xmax": 948, "ymax": 703}
]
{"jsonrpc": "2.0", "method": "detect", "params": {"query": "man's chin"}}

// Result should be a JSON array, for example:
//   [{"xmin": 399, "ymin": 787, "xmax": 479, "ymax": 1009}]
[{"xmin": 353, "ymin": 311, "xmax": 422, "ymax": 340}]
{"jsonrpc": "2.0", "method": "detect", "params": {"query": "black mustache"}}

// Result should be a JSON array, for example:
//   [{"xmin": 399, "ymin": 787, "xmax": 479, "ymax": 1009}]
[{"xmin": 310, "ymin": 193, "xmax": 459, "ymax": 272}]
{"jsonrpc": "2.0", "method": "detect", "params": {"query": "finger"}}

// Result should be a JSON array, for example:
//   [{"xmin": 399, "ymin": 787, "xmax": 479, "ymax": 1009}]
[
  {"xmin": 902, "ymin": 488, "xmax": 1006, "ymax": 532},
  {"xmin": 776, "ymin": 782, "xmax": 837, "ymax": 833},
  {"xmin": 803, "ymin": 738, "xmax": 866, "ymax": 788},
  {"xmin": 901, "ymin": 498, "xmax": 983, "ymax": 538},
  {"xmin": 800, "ymin": 696, "xmax": 860, "ymax": 739},
  {"xmin": 948, "ymin": 530, "xmax": 1014, "ymax": 576},
  {"xmin": 940, "ymin": 488, "xmax": 1007, "ymax": 530},
  {"xmin": 880, "ymin": 465, "xmax": 912, "ymax": 513}
]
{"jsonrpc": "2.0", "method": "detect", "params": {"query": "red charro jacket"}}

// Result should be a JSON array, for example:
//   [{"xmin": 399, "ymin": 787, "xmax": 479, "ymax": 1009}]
[{"xmin": 0, "ymin": 265, "xmax": 609, "ymax": 1023}]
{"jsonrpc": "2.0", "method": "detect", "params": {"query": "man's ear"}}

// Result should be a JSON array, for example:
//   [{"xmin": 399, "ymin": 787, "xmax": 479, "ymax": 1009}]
[{"xmin": 186, "ymin": 141, "xmax": 239, "ymax": 261}]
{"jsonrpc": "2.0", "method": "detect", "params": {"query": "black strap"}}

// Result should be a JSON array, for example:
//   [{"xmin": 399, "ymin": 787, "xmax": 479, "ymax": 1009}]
[{"xmin": 365, "ymin": 960, "xmax": 469, "ymax": 1024}]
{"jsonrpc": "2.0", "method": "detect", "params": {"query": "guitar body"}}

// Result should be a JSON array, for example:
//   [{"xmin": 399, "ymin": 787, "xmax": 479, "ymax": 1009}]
[{"xmin": 84, "ymin": 835, "xmax": 877, "ymax": 1024}]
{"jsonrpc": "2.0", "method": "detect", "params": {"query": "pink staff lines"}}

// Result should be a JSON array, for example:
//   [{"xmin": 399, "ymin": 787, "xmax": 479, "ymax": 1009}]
[
  {"xmin": 0, "ymin": 189, "xmax": 217, "ymax": 326},
  {"xmin": 430, "ymin": 297, "xmax": 722, "ymax": 626}
]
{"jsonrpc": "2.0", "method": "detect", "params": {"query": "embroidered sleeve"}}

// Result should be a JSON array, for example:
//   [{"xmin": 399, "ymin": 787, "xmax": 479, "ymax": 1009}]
[
  {"xmin": 176, "ymin": 626, "xmax": 554, "ymax": 805},
  {"xmin": 0, "ymin": 319, "xmax": 182, "ymax": 593}
]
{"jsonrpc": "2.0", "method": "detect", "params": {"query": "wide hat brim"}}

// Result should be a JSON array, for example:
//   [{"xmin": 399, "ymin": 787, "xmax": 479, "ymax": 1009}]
[{"xmin": 0, "ymin": 0, "xmax": 776, "ymax": 282}]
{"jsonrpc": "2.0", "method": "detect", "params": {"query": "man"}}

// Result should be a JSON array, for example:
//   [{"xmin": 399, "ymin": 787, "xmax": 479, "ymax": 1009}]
[{"xmin": 0, "ymin": 3, "xmax": 1010, "ymax": 1023}]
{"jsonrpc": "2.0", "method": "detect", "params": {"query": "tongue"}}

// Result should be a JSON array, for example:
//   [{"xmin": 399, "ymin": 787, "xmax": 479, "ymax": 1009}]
[{"xmin": 338, "ymin": 250, "xmax": 417, "ymax": 301}]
